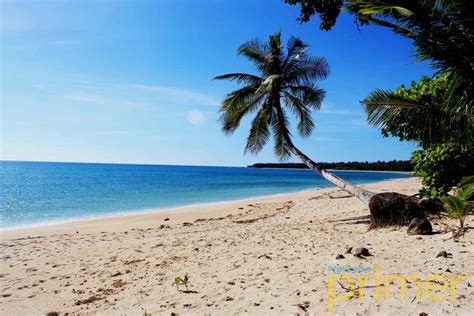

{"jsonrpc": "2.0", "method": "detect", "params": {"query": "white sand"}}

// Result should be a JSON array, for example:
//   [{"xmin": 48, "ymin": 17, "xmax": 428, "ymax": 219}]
[{"xmin": 1, "ymin": 177, "xmax": 473, "ymax": 315}]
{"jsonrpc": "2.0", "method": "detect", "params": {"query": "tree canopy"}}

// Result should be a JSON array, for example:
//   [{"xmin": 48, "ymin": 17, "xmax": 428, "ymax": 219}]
[
  {"xmin": 214, "ymin": 32, "xmax": 329, "ymax": 160},
  {"xmin": 364, "ymin": 73, "xmax": 473, "ymax": 148},
  {"xmin": 284, "ymin": 1, "xmax": 473, "ymax": 86},
  {"xmin": 284, "ymin": 0, "xmax": 474, "ymax": 199},
  {"xmin": 248, "ymin": 160, "xmax": 413, "ymax": 171},
  {"xmin": 284, "ymin": 0, "xmax": 343, "ymax": 30}
]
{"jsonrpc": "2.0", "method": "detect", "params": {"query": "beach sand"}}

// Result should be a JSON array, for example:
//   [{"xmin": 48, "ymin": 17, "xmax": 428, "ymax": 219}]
[{"xmin": 1, "ymin": 177, "xmax": 473, "ymax": 315}]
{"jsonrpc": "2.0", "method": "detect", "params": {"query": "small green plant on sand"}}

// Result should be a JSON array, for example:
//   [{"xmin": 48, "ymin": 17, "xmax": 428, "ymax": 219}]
[
  {"xmin": 174, "ymin": 274, "xmax": 190, "ymax": 291},
  {"xmin": 441, "ymin": 182, "xmax": 474, "ymax": 236}
]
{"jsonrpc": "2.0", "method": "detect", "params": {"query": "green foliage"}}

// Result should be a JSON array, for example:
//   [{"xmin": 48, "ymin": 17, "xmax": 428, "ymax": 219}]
[
  {"xmin": 214, "ymin": 32, "xmax": 328, "ymax": 160},
  {"xmin": 284, "ymin": 1, "xmax": 474, "ymax": 200},
  {"xmin": 411, "ymin": 143, "xmax": 474, "ymax": 199},
  {"xmin": 346, "ymin": 1, "xmax": 473, "ymax": 89},
  {"xmin": 441, "ymin": 183, "xmax": 474, "ymax": 231},
  {"xmin": 364, "ymin": 73, "xmax": 473, "ymax": 148},
  {"xmin": 364, "ymin": 73, "xmax": 473, "ymax": 201},
  {"xmin": 285, "ymin": 1, "xmax": 473, "ymax": 82},
  {"xmin": 285, "ymin": 1, "xmax": 473, "ymax": 117},
  {"xmin": 284, "ymin": 0, "xmax": 343, "ymax": 30},
  {"xmin": 174, "ymin": 274, "xmax": 190, "ymax": 291}
]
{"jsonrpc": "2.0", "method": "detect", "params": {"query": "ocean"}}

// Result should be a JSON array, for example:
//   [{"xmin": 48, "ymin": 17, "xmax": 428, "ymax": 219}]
[{"xmin": 0, "ymin": 161, "xmax": 413, "ymax": 229}]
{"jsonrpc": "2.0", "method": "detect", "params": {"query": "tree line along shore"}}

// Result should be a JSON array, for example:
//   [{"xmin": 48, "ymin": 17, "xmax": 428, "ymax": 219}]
[{"xmin": 247, "ymin": 161, "xmax": 413, "ymax": 172}]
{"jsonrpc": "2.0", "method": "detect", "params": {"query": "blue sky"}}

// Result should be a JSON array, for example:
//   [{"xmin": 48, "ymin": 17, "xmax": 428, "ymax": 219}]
[{"xmin": 1, "ymin": 0, "xmax": 432, "ymax": 166}]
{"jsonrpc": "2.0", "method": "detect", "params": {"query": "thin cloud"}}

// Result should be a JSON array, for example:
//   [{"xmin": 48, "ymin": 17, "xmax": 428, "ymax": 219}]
[
  {"xmin": 34, "ymin": 81, "xmax": 220, "ymax": 109},
  {"xmin": 350, "ymin": 118, "xmax": 370, "ymax": 128},
  {"xmin": 313, "ymin": 136, "xmax": 343, "ymax": 142},
  {"xmin": 89, "ymin": 130, "xmax": 130, "ymax": 136},
  {"xmin": 132, "ymin": 84, "xmax": 220, "ymax": 107},
  {"xmin": 46, "ymin": 39, "xmax": 83, "ymax": 46},
  {"xmin": 0, "ymin": 13, "xmax": 34, "ymax": 32},
  {"xmin": 32, "ymin": 83, "xmax": 156, "ymax": 111},
  {"xmin": 64, "ymin": 93, "xmax": 153, "ymax": 110},
  {"xmin": 318, "ymin": 104, "xmax": 362, "ymax": 116}
]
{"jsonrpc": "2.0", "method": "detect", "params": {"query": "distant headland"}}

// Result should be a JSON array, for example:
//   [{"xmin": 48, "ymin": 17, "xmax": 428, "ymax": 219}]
[{"xmin": 247, "ymin": 160, "xmax": 413, "ymax": 172}]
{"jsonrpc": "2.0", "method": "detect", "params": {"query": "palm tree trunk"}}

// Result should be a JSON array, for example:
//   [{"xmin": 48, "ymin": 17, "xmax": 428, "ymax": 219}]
[
  {"xmin": 273, "ymin": 100, "xmax": 375, "ymax": 205},
  {"xmin": 288, "ymin": 144, "xmax": 375, "ymax": 205}
]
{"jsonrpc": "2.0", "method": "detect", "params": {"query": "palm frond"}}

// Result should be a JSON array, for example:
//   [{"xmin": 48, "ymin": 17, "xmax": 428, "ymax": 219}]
[
  {"xmin": 363, "ymin": 83, "xmax": 473, "ymax": 145},
  {"xmin": 283, "ymin": 92, "xmax": 314, "ymax": 137},
  {"xmin": 271, "ymin": 108, "xmax": 292, "ymax": 160},
  {"xmin": 346, "ymin": 0, "xmax": 473, "ymax": 84},
  {"xmin": 285, "ymin": 84, "xmax": 325, "ymax": 110},
  {"xmin": 283, "ymin": 36, "xmax": 308, "ymax": 69},
  {"xmin": 245, "ymin": 102, "xmax": 271, "ymax": 155},
  {"xmin": 354, "ymin": 4, "xmax": 414, "ymax": 17},
  {"xmin": 219, "ymin": 86, "xmax": 264, "ymax": 134},
  {"xmin": 363, "ymin": 89, "xmax": 426, "ymax": 129},
  {"xmin": 214, "ymin": 73, "xmax": 262, "ymax": 85},
  {"xmin": 457, "ymin": 183, "xmax": 474, "ymax": 202},
  {"xmin": 237, "ymin": 39, "xmax": 269, "ymax": 72},
  {"xmin": 219, "ymin": 85, "xmax": 259, "ymax": 113},
  {"xmin": 441, "ymin": 195, "xmax": 467, "ymax": 217},
  {"xmin": 286, "ymin": 56, "xmax": 329, "ymax": 85}
]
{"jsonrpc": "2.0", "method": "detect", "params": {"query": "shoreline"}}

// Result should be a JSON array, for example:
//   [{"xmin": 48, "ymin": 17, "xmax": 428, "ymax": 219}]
[
  {"xmin": 0, "ymin": 176, "xmax": 411, "ymax": 236},
  {"xmin": 0, "ymin": 183, "xmax": 343, "ymax": 240},
  {"xmin": 1, "ymin": 178, "xmax": 406, "ymax": 240},
  {"xmin": 327, "ymin": 169, "xmax": 413, "ymax": 174},
  {"xmin": 0, "ymin": 185, "xmax": 325, "ymax": 233}
]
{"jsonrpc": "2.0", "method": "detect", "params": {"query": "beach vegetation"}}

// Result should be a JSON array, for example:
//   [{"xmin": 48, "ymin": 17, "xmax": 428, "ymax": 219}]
[
  {"xmin": 285, "ymin": 1, "xmax": 473, "ymax": 91},
  {"xmin": 283, "ymin": 0, "xmax": 343, "ymax": 31},
  {"xmin": 411, "ymin": 143, "xmax": 473, "ymax": 199},
  {"xmin": 363, "ymin": 73, "xmax": 473, "ymax": 199},
  {"xmin": 345, "ymin": 2, "xmax": 474, "ymax": 201},
  {"xmin": 248, "ymin": 160, "xmax": 413, "ymax": 171},
  {"xmin": 285, "ymin": 1, "xmax": 474, "ymax": 201},
  {"xmin": 363, "ymin": 74, "xmax": 473, "ymax": 148},
  {"xmin": 174, "ymin": 274, "xmax": 190, "ymax": 291},
  {"xmin": 441, "ymin": 182, "xmax": 474, "ymax": 235}
]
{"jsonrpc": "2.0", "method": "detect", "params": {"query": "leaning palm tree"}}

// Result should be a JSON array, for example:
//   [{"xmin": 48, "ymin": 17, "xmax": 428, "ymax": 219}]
[{"xmin": 214, "ymin": 32, "xmax": 375, "ymax": 205}]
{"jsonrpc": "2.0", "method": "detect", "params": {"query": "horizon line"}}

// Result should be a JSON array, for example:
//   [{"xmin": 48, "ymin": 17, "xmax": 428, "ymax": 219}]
[{"xmin": 1, "ymin": 158, "xmax": 411, "ymax": 168}]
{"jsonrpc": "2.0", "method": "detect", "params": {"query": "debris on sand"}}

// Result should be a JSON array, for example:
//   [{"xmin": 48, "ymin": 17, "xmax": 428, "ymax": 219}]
[
  {"xmin": 436, "ymin": 251, "xmax": 452, "ymax": 258},
  {"xmin": 353, "ymin": 247, "xmax": 372, "ymax": 258},
  {"xmin": 258, "ymin": 254, "xmax": 272, "ymax": 260},
  {"xmin": 75, "ymin": 294, "xmax": 104, "ymax": 306},
  {"xmin": 407, "ymin": 217, "xmax": 432, "ymax": 235}
]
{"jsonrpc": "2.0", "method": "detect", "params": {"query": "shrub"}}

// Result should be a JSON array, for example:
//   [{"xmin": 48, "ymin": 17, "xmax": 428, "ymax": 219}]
[
  {"xmin": 441, "ymin": 182, "xmax": 474, "ymax": 233},
  {"xmin": 411, "ymin": 143, "xmax": 473, "ymax": 199}
]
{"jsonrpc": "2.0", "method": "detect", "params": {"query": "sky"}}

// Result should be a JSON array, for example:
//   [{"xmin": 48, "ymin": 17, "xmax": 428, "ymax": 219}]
[{"xmin": 1, "ymin": 0, "xmax": 433, "ymax": 166}]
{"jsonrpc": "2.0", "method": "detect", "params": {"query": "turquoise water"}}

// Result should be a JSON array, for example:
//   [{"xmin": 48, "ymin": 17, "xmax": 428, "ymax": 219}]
[{"xmin": 0, "ymin": 161, "xmax": 413, "ymax": 229}]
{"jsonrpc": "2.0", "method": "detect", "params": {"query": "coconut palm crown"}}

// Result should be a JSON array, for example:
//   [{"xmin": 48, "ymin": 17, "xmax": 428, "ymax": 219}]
[
  {"xmin": 215, "ymin": 32, "xmax": 376, "ymax": 205},
  {"xmin": 214, "ymin": 32, "xmax": 328, "ymax": 160}
]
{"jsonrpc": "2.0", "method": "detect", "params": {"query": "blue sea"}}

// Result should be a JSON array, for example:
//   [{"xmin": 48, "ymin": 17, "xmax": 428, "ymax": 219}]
[{"xmin": 0, "ymin": 161, "xmax": 413, "ymax": 230}]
